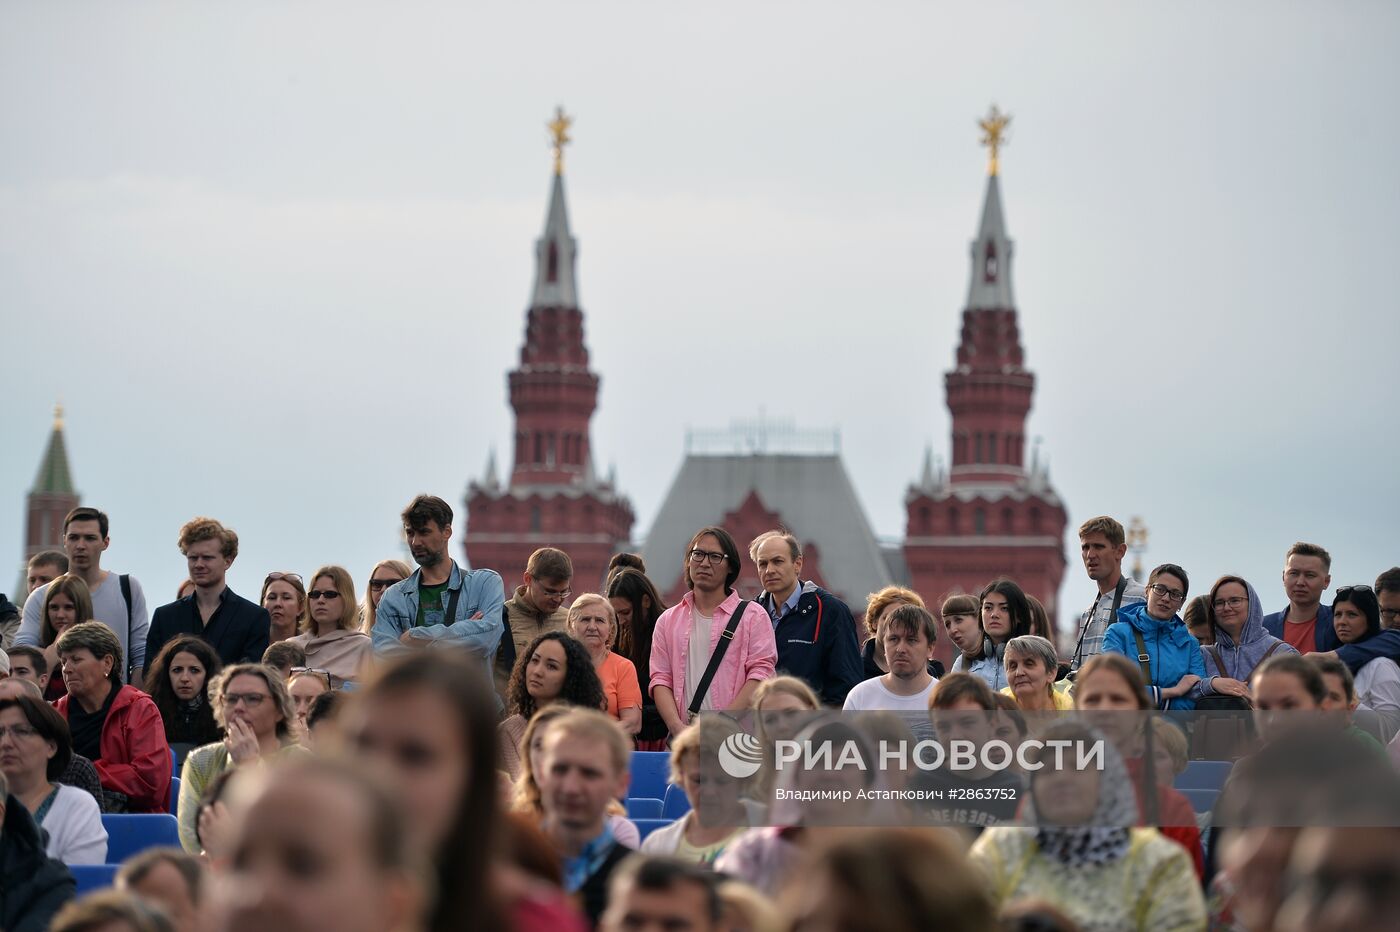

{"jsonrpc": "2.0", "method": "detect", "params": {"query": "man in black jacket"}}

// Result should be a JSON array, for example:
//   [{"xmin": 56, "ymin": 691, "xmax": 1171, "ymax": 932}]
[
  {"xmin": 1, "ymin": 775, "xmax": 76, "ymax": 932},
  {"xmin": 750, "ymin": 530, "xmax": 863, "ymax": 706},
  {"xmin": 144, "ymin": 517, "xmax": 270, "ymax": 676}
]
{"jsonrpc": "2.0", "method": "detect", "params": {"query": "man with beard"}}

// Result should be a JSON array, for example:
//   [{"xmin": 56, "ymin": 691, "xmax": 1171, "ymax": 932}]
[{"xmin": 370, "ymin": 496, "xmax": 504, "ymax": 681}]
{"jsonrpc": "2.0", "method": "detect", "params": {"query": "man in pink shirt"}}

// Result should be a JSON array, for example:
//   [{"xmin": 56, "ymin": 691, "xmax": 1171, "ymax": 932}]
[{"xmin": 650, "ymin": 526, "xmax": 777, "ymax": 737}]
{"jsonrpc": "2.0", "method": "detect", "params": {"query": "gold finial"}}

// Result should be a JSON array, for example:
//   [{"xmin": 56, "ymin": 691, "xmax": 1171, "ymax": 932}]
[
  {"xmin": 547, "ymin": 106, "xmax": 572, "ymax": 176},
  {"xmin": 1127, "ymin": 515, "xmax": 1149, "ymax": 581},
  {"xmin": 53, "ymin": 402, "xmax": 64, "ymax": 430},
  {"xmin": 978, "ymin": 104, "xmax": 1012, "ymax": 176}
]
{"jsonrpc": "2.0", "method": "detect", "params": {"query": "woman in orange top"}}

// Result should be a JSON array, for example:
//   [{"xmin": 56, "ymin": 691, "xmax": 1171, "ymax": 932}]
[{"xmin": 566, "ymin": 593, "xmax": 642, "ymax": 738}]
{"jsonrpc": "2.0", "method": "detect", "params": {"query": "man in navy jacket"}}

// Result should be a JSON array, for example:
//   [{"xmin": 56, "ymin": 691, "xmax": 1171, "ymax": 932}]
[
  {"xmin": 749, "ymin": 530, "xmax": 862, "ymax": 706},
  {"xmin": 144, "ymin": 517, "xmax": 270, "ymax": 676}
]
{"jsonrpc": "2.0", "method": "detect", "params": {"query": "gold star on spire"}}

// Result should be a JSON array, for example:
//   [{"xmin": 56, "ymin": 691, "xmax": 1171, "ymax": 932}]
[
  {"xmin": 53, "ymin": 401, "xmax": 64, "ymax": 430},
  {"xmin": 547, "ymin": 106, "xmax": 572, "ymax": 176},
  {"xmin": 979, "ymin": 104, "xmax": 1012, "ymax": 176}
]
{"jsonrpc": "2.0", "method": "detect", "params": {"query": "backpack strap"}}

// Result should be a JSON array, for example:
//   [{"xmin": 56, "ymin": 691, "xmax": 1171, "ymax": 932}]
[
  {"xmin": 687, "ymin": 600, "xmax": 749, "ymax": 719},
  {"xmin": 1132, "ymin": 627, "xmax": 1153, "ymax": 683},
  {"xmin": 120, "ymin": 574, "xmax": 133, "ymax": 681}
]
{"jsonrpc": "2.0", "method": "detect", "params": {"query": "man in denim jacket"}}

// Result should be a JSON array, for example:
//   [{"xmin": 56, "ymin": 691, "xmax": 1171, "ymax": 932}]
[{"xmin": 371, "ymin": 495, "xmax": 504, "ymax": 677}]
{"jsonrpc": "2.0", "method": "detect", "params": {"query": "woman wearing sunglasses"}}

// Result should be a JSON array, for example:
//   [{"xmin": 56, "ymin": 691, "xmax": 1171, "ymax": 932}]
[
  {"xmin": 285, "ymin": 565, "xmax": 373, "ymax": 688},
  {"xmin": 359, "ymin": 559, "xmax": 412, "ymax": 634},
  {"xmin": 1102, "ymin": 563, "xmax": 1207, "ymax": 710},
  {"xmin": 260, "ymin": 571, "xmax": 307, "ymax": 645},
  {"xmin": 1324, "ymin": 586, "xmax": 1400, "ymax": 741}
]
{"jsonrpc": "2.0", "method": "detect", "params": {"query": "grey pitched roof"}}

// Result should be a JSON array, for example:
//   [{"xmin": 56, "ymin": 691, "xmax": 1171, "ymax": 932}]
[
  {"xmin": 530, "ymin": 172, "xmax": 579, "ymax": 308},
  {"xmin": 640, "ymin": 453, "xmax": 894, "ymax": 604},
  {"xmin": 965, "ymin": 173, "xmax": 1016, "ymax": 311}
]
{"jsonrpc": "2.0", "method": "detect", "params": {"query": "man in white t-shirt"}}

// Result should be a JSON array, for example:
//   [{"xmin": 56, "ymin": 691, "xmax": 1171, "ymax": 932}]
[{"xmin": 843, "ymin": 604, "xmax": 939, "ymax": 739}]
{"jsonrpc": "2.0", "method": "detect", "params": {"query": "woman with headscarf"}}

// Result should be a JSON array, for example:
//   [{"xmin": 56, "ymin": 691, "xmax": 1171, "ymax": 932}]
[{"xmin": 970, "ymin": 722, "xmax": 1207, "ymax": 931}]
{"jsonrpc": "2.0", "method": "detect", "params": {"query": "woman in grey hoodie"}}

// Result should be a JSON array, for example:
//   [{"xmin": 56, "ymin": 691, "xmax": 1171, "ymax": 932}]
[{"xmin": 1199, "ymin": 575, "xmax": 1298, "ymax": 700}]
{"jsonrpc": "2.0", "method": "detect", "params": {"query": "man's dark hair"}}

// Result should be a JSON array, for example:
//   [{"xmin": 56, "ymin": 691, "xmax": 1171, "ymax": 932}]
[
  {"xmin": 930, "ymin": 671, "xmax": 997, "ymax": 711},
  {"xmin": 609, "ymin": 856, "xmax": 723, "ymax": 924},
  {"xmin": 262, "ymin": 641, "xmax": 307, "ymax": 672},
  {"xmin": 1308, "ymin": 653, "xmax": 1356, "ymax": 705},
  {"xmin": 63, "ymin": 506, "xmax": 110, "ymax": 539},
  {"xmin": 28, "ymin": 550, "xmax": 69, "ymax": 573},
  {"xmin": 1285, "ymin": 541, "xmax": 1332, "ymax": 572},
  {"xmin": 885, "ymin": 603, "xmax": 938, "ymax": 646},
  {"xmin": 116, "ymin": 847, "xmax": 205, "ymax": 904},
  {"xmin": 307, "ymin": 689, "xmax": 343, "ymax": 731},
  {"xmin": 5, "ymin": 644, "xmax": 47, "ymax": 678},
  {"xmin": 683, "ymin": 526, "xmax": 741, "ymax": 592},
  {"xmin": 525, "ymin": 547, "xmax": 573, "ymax": 583},
  {"xmin": 401, "ymin": 494, "xmax": 453, "ymax": 531},
  {"xmin": 1376, "ymin": 567, "xmax": 1400, "ymax": 597}
]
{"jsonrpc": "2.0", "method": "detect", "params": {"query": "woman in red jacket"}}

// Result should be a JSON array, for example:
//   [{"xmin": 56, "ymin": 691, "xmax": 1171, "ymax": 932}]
[{"xmin": 54, "ymin": 621, "xmax": 170, "ymax": 813}]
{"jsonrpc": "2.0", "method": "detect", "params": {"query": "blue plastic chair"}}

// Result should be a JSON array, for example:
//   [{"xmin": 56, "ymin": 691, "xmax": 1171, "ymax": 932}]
[
  {"xmin": 71, "ymin": 863, "xmax": 120, "ymax": 894},
  {"xmin": 662, "ymin": 783, "xmax": 692, "ymax": 820},
  {"xmin": 169, "ymin": 776, "xmax": 181, "ymax": 815},
  {"xmin": 629, "ymin": 751, "xmax": 671, "ymax": 800},
  {"xmin": 625, "ymin": 797, "xmax": 663, "ymax": 819},
  {"xmin": 102, "ymin": 813, "xmax": 181, "ymax": 864},
  {"xmin": 1180, "ymin": 787, "xmax": 1219, "ymax": 813},
  {"xmin": 632, "ymin": 818, "xmax": 674, "ymax": 841},
  {"xmin": 1175, "ymin": 760, "xmax": 1232, "ymax": 791}
]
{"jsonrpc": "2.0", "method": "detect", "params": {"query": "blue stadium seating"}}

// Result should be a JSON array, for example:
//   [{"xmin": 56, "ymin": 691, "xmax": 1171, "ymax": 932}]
[
  {"xmin": 169, "ymin": 776, "xmax": 181, "ymax": 815},
  {"xmin": 632, "ymin": 818, "xmax": 674, "ymax": 841},
  {"xmin": 102, "ymin": 813, "xmax": 181, "ymax": 864},
  {"xmin": 1175, "ymin": 760, "xmax": 1232, "ymax": 791},
  {"xmin": 1180, "ymin": 787, "xmax": 1219, "ymax": 813},
  {"xmin": 662, "ymin": 783, "xmax": 692, "ymax": 820},
  {"xmin": 629, "ymin": 751, "xmax": 671, "ymax": 800},
  {"xmin": 625, "ymin": 797, "xmax": 663, "ymax": 819},
  {"xmin": 71, "ymin": 863, "xmax": 119, "ymax": 895}
]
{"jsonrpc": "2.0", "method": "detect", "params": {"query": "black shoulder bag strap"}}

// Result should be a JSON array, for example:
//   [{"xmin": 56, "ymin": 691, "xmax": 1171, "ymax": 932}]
[
  {"xmin": 498, "ymin": 604, "xmax": 517, "ymax": 670},
  {"xmin": 688, "ymin": 599, "xmax": 750, "ymax": 718},
  {"xmin": 1132, "ymin": 628, "xmax": 1153, "ymax": 683},
  {"xmin": 443, "ymin": 576, "xmax": 463, "ymax": 628},
  {"xmin": 1070, "ymin": 576, "xmax": 1129, "ymax": 673},
  {"xmin": 120, "ymin": 574, "xmax": 134, "ymax": 680}
]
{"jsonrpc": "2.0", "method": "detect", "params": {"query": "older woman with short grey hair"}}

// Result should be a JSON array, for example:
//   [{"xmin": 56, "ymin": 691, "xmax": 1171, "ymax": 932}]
[
  {"xmin": 54, "ymin": 622, "xmax": 171, "ymax": 813},
  {"xmin": 1001, "ymin": 635, "xmax": 1072, "ymax": 712}
]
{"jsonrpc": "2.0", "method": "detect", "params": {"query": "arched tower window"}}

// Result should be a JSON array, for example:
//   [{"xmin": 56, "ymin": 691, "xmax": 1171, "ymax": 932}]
[
  {"xmin": 948, "ymin": 506, "xmax": 961, "ymax": 534},
  {"xmin": 983, "ymin": 241, "xmax": 998, "ymax": 282},
  {"xmin": 1002, "ymin": 508, "xmax": 1015, "ymax": 533},
  {"xmin": 974, "ymin": 508, "xmax": 986, "ymax": 536},
  {"xmin": 546, "ymin": 241, "xmax": 560, "ymax": 283}
]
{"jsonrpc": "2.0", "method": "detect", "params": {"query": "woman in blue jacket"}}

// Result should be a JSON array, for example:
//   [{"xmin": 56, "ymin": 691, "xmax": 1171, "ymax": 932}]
[{"xmin": 1103, "ymin": 563, "xmax": 1206, "ymax": 710}]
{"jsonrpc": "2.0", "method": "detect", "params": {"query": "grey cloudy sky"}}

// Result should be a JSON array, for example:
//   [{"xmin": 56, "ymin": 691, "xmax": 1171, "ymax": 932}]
[{"xmin": 2, "ymin": 1, "xmax": 1396, "ymax": 627}]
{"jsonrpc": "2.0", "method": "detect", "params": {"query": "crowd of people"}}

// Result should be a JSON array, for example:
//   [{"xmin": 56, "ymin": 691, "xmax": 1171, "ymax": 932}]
[{"xmin": 0, "ymin": 498, "xmax": 1397, "ymax": 931}]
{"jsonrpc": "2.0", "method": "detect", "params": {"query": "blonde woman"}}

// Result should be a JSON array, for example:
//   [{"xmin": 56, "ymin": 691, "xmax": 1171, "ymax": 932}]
[
  {"xmin": 259, "ymin": 571, "xmax": 307, "ymax": 645},
  {"xmin": 359, "ymin": 559, "xmax": 412, "ymax": 634},
  {"xmin": 285, "ymin": 566, "xmax": 372, "ymax": 687},
  {"xmin": 566, "ymin": 593, "xmax": 643, "ymax": 735}
]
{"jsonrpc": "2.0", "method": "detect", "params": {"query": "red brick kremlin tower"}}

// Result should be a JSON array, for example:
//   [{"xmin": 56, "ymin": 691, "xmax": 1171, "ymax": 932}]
[
  {"xmin": 903, "ymin": 108, "xmax": 1067, "ymax": 664},
  {"xmin": 15, "ymin": 405, "xmax": 80, "ymax": 597},
  {"xmin": 465, "ymin": 109, "xmax": 635, "ymax": 589}
]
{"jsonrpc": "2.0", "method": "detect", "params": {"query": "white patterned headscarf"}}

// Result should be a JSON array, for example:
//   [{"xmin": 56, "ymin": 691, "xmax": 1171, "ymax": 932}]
[{"xmin": 1020, "ymin": 723, "xmax": 1139, "ymax": 867}]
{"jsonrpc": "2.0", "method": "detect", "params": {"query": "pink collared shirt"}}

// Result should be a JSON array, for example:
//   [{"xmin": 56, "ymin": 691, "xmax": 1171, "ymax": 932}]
[{"xmin": 649, "ymin": 590, "xmax": 778, "ymax": 726}]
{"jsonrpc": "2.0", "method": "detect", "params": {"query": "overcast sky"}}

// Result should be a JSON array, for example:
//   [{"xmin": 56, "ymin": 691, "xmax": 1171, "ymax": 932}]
[{"xmin": 2, "ymin": 1, "xmax": 1396, "ymax": 628}]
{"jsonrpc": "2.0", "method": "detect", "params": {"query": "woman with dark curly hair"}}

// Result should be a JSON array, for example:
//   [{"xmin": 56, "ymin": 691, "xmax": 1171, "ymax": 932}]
[
  {"xmin": 498, "ymin": 631, "xmax": 605, "ymax": 780},
  {"xmin": 142, "ymin": 635, "xmax": 224, "ymax": 752}
]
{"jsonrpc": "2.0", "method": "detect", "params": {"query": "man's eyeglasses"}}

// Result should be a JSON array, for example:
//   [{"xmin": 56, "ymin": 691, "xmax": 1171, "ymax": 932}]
[
  {"xmin": 1148, "ymin": 583, "xmax": 1186, "ymax": 602},
  {"xmin": 0, "ymin": 723, "xmax": 39, "ymax": 740},
  {"xmin": 1381, "ymin": 608, "xmax": 1400, "ymax": 622},
  {"xmin": 538, "ymin": 584, "xmax": 572, "ymax": 599},
  {"xmin": 689, "ymin": 549, "xmax": 728, "ymax": 566},
  {"xmin": 224, "ymin": 692, "xmax": 268, "ymax": 708},
  {"xmin": 265, "ymin": 572, "xmax": 304, "ymax": 586},
  {"xmin": 308, "ymin": 590, "xmax": 340, "ymax": 601},
  {"xmin": 369, "ymin": 578, "xmax": 402, "ymax": 591},
  {"xmin": 1212, "ymin": 597, "xmax": 1248, "ymax": 610}
]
